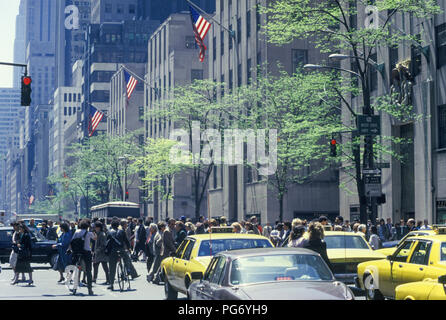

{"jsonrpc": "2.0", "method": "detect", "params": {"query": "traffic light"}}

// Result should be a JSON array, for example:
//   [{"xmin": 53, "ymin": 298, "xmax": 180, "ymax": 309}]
[
  {"xmin": 330, "ymin": 136, "xmax": 337, "ymax": 157},
  {"xmin": 125, "ymin": 191, "xmax": 129, "ymax": 200},
  {"xmin": 21, "ymin": 76, "xmax": 32, "ymax": 106}
]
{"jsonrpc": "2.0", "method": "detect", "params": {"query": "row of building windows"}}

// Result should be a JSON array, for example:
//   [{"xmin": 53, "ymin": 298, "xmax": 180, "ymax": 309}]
[
  {"xmin": 105, "ymin": 3, "xmax": 136, "ymax": 15},
  {"xmin": 63, "ymin": 93, "xmax": 81, "ymax": 103}
]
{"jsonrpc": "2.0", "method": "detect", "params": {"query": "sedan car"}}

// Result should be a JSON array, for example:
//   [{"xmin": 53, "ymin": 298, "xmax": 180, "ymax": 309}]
[
  {"xmin": 187, "ymin": 247, "xmax": 354, "ymax": 300},
  {"xmin": 395, "ymin": 275, "xmax": 446, "ymax": 300},
  {"xmin": 0, "ymin": 227, "xmax": 58, "ymax": 267},
  {"xmin": 356, "ymin": 234, "xmax": 446, "ymax": 300},
  {"xmin": 161, "ymin": 232, "xmax": 273, "ymax": 299},
  {"xmin": 324, "ymin": 231, "xmax": 386, "ymax": 284}
]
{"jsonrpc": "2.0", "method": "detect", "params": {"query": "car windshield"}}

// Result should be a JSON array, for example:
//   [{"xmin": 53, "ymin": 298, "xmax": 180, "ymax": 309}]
[
  {"xmin": 325, "ymin": 235, "xmax": 369, "ymax": 249},
  {"xmin": 30, "ymin": 229, "xmax": 46, "ymax": 242},
  {"xmin": 197, "ymin": 238, "xmax": 272, "ymax": 256},
  {"xmin": 230, "ymin": 254, "xmax": 334, "ymax": 285}
]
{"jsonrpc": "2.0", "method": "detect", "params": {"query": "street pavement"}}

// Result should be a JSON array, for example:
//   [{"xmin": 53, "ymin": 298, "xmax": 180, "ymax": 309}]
[
  {"xmin": 0, "ymin": 260, "xmax": 364, "ymax": 300},
  {"xmin": 0, "ymin": 260, "xmax": 186, "ymax": 300}
]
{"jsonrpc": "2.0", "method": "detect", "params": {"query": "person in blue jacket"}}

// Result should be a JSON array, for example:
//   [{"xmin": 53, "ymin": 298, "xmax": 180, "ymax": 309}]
[{"xmin": 52, "ymin": 222, "xmax": 72, "ymax": 283}]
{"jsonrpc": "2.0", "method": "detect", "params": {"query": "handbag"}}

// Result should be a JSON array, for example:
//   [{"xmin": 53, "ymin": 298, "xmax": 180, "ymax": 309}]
[
  {"xmin": 9, "ymin": 251, "xmax": 17, "ymax": 269},
  {"xmin": 51, "ymin": 254, "xmax": 60, "ymax": 271}
]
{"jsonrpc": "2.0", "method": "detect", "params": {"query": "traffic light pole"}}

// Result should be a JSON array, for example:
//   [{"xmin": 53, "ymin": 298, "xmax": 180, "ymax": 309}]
[{"xmin": 0, "ymin": 62, "xmax": 28, "ymax": 76}]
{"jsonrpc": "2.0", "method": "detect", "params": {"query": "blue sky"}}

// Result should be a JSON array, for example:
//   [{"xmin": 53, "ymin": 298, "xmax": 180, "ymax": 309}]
[{"xmin": 0, "ymin": 1, "xmax": 20, "ymax": 88}]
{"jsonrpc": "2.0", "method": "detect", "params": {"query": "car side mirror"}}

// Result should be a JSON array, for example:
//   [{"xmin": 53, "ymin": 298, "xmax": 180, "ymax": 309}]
[
  {"xmin": 439, "ymin": 275, "xmax": 446, "ymax": 285},
  {"xmin": 191, "ymin": 272, "xmax": 203, "ymax": 281}
]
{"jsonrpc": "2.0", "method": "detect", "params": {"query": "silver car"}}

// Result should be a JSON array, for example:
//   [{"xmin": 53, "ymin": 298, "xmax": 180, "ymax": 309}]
[{"xmin": 188, "ymin": 247, "xmax": 355, "ymax": 300}]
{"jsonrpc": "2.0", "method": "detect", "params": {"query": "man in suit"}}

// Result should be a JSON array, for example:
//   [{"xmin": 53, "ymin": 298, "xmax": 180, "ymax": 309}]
[
  {"xmin": 153, "ymin": 221, "xmax": 176, "ymax": 284},
  {"xmin": 396, "ymin": 219, "xmax": 409, "ymax": 240},
  {"xmin": 174, "ymin": 221, "xmax": 187, "ymax": 247},
  {"xmin": 162, "ymin": 219, "xmax": 177, "ymax": 258},
  {"xmin": 149, "ymin": 222, "xmax": 164, "ymax": 284},
  {"xmin": 46, "ymin": 220, "xmax": 58, "ymax": 241}
]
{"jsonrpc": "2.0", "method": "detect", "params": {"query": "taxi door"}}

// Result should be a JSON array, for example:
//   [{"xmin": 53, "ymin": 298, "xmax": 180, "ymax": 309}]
[
  {"xmin": 170, "ymin": 240, "xmax": 188, "ymax": 288},
  {"xmin": 401, "ymin": 240, "xmax": 432, "ymax": 283},
  {"xmin": 390, "ymin": 240, "xmax": 416, "ymax": 293},
  {"xmin": 173, "ymin": 239, "xmax": 195, "ymax": 291}
]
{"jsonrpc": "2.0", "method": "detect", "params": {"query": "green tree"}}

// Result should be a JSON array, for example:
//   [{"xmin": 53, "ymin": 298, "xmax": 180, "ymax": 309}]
[
  {"xmin": 150, "ymin": 80, "xmax": 228, "ymax": 220},
  {"xmin": 130, "ymin": 138, "xmax": 188, "ymax": 218},
  {"xmin": 263, "ymin": 0, "xmax": 441, "ymax": 223},
  {"xmin": 232, "ymin": 70, "xmax": 345, "ymax": 222}
]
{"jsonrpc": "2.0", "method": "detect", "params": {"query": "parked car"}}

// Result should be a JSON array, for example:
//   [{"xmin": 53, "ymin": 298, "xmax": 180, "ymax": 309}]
[
  {"xmin": 161, "ymin": 232, "xmax": 274, "ymax": 299},
  {"xmin": 356, "ymin": 231, "xmax": 446, "ymax": 300},
  {"xmin": 395, "ymin": 275, "xmax": 446, "ymax": 300},
  {"xmin": 324, "ymin": 231, "xmax": 386, "ymax": 284},
  {"xmin": 0, "ymin": 226, "xmax": 58, "ymax": 267},
  {"xmin": 187, "ymin": 247, "xmax": 354, "ymax": 300}
]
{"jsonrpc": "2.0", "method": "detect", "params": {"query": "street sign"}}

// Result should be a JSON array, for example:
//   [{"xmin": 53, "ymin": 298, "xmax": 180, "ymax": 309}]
[
  {"xmin": 376, "ymin": 162, "xmax": 390, "ymax": 169},
  {"xmin": 364, "ymin": 172, "xmax": 382, "ymax": 197},
  {"xmin": 363, "ymin": 168, "xmax": 381, "ymax": 175},
  {"xmin": 357, "ymin": 115, "xmax": 381, "ymax": 135}
]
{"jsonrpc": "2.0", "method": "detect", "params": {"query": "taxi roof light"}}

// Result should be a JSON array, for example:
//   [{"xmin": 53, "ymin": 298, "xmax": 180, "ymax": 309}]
[{"xmin": 432, "ymin": 225, "xmax": 446, "ymax": 235}]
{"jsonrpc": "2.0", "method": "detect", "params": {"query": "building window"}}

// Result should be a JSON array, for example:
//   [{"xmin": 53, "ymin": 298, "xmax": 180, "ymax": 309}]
[
  {"xmin": 129, "ymin": 4, "xmax": 136, "ymax": 14},
  {"xmin": 185, "ymin": 36, "xmax": 197, "ymax": 49},
  {"xmin": 237, "ymin": 63, "xmax": 242, "ymax": 87},
  {"xmin": 292, "ymin": 49, "xmax": 308, "ymax": 73},
  {"xmin": 221, "ymin": 31, "xmax": 225, "ymax": 55},
  {"xmin": 411, "ymin": 34, "xmax": 422, "ymax": 78},
  {"xmin": 247, "ymin": 10, "xmax": 251, "ymax": 38},
  {"xmin": 105, "ymin": 3, "xmax": 112, "ymax": 13},
  {"xmin": 237, "ymin": 18, "xmax": 241, "ymax": 44},
  {"xmin": 439, "ymin": 104, "xmax": 446, "ymax": 149},
  {"xmin": 117, "ymin": 4, "xmax": 123, "ymax": 14},
  {"xmin": 229, "ymin": 25, "xmax": 233, "ymax": 50},
  {"xmin": 191, "ymin": 69, "xmax": 203, "ymax": 81},
  {"xmin": 213, "ymin": 36, "xmax": 216, "ymax": 61},
  {"xmin": 247, "ymin": 58, "xmax": 252, "ymax": 84},
  {"xmin": 436, "ymin": 23, "xmax": 446, "ymax": 68}
]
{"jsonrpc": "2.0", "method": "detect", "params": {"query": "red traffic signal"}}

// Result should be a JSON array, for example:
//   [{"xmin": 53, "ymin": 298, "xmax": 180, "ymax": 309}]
[
  {"xmin": 22, "ymin": 76, "xmax": 32, "ymax": 85},
  {"xmin": 330, "ymin": 137, "xmax": 337, "ymax": 157},
  {"xmin": 21, "ymin": 76, "xmax": 32, "ymax": 106}
]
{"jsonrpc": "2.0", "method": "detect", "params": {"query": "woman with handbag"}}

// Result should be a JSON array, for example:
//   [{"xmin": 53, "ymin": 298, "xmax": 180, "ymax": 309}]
[
  {"xmin": 11, "ymin": 223, "xmax": 34, "ymax": 285},
  {"xmin": 52, "ymin": 222, "xmax": 72, "ymax": 283},
  {"xmin": 9, "ymin": 222, "xmax": 25, "ymax": 282}
]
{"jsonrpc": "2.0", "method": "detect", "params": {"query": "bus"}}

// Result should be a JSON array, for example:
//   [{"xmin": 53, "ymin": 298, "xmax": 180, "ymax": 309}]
[{"xmin": 90, "ymin": 201, "xmax": 140, "ymax": 221}]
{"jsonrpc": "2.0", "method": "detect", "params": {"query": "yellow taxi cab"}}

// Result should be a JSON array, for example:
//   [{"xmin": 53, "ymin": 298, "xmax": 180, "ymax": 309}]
[
  {"xmin": 377, "ymin": 229, "xmax": 436, "ymax": 256},
  {"xmin": 324, "ymin": 231, "xmax": 386, "ymax": 284},
  {"xmin": 356, "ymin": 226, "xmax": 446, "ymax": 300},
  {"xmin": 395, "ymin": 275, "xmax": 446, "ymax": 300},
  {"xmin": 161, "ymin": 229, "xmax": 274, "ymax": 299}
]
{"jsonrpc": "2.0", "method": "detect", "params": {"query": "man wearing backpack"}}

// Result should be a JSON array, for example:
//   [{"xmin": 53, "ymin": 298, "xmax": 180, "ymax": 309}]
[{"xmin": 69, "ymin": 219, "xmax": 96, "ymax": 296}]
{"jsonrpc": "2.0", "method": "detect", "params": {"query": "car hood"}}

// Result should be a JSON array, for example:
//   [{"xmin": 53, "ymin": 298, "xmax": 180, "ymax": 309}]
[
  {"xmin": 327, "ymin": 249, "xmax": 385, "ymax": 262},
  {"xmin": 238, "ymin": 281, "xmax": 352, "ymax": 300}
]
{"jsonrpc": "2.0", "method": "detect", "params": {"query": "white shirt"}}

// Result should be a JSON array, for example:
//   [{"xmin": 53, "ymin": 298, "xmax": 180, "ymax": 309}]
[{"xmin": 72, "ymin": 229, "xmax": 94, "ymax": 252}]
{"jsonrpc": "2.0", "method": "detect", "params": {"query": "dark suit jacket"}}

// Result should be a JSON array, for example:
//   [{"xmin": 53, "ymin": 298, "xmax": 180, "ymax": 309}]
[
  {"xmin": 47, "ymin": 226, "xmax": 58, "ymax": 241},
  {"xmin": 161, "ymin": 228, "xmax": 176, "ymax": 257}
]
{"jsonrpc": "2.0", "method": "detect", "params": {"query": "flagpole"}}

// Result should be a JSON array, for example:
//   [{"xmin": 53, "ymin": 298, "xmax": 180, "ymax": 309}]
[{"xmin": 186, "ymin": 0, "xmax": 235, "ymax": 39}]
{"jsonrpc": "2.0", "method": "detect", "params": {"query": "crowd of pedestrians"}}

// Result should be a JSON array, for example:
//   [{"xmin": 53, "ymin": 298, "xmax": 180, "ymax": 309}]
[{"xmin": 7, "ymin": 213, "xmax": 433, "ymax": 294}]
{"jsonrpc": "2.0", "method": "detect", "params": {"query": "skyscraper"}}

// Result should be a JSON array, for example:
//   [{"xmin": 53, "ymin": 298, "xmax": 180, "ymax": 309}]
[{"xmin": 13, "ymin": 1, "xmax": 26, "ymax": 89}]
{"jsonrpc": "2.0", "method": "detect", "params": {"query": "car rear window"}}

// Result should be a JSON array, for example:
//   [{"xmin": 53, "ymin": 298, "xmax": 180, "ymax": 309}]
[
  {"xmin": 198, "ymin": 238, "xmax": 272, "ymax": 256},
  {"xmin": 325, "ymin": 235, "xmax": 369, "ymax": 249}
]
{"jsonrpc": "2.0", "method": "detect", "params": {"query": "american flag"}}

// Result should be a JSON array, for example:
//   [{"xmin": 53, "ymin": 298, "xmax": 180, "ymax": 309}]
[
  {"xmin": 88, "ymin": 105, "xmax": 104, "ymax": 137},
  {"xmin": 189, "ymin": 5, "xmax": 211, "ymax": 62},
  {"xmin": 124, "ymin": 70, "xmax": 138, "ymax": 100}
]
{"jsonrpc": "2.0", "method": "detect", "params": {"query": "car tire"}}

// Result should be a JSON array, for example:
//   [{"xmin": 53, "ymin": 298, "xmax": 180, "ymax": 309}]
[
  {"xmin": 49, "ymin": 253, "xmax": 58, "ymax": 268},
  {"xmin": 164, "ymin": 278, "xmax": 178, "ymax": 300},
  {"xmin": 364, "ymin": 274, "xmax": 384, "ymax": 300}
]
